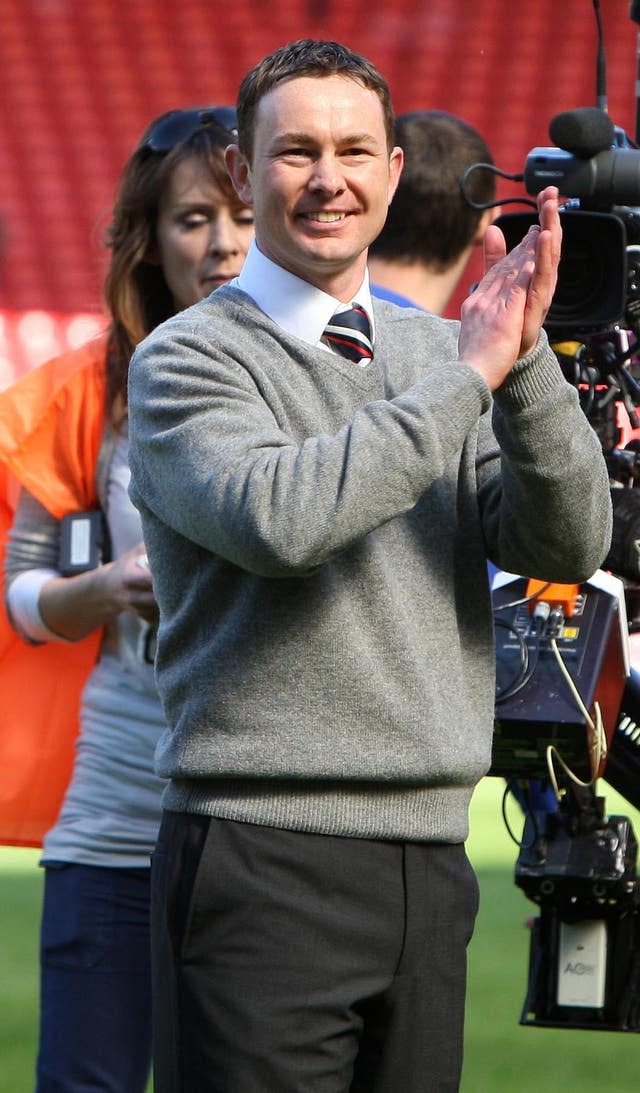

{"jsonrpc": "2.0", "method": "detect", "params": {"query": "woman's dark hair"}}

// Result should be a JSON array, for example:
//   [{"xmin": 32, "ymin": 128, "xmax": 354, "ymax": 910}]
[{"xmin": 103, "ymin": 108, "xmax": 240, "ymax": 416}]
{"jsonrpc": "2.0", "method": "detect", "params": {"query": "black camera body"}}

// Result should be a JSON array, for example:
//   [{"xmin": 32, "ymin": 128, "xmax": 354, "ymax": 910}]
[
  {"xmin": 496, "ymin": 113, "xmax": 640, "ymax": 339},
  {"xmin": 497, "ymin": 207, "xmax": 632, "ymax": 337}
]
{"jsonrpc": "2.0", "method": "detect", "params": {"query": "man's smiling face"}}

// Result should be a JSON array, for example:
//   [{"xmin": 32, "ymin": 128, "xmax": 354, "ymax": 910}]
[{"xmin": 226, "ymin": 74, "xmax": 403, "ymax": 301}]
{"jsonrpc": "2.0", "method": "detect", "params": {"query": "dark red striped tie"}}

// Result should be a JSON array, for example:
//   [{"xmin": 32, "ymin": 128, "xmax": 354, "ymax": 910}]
[{"xmin": 323, "ymin": 305, "xmax": 373, "ymax": 364}]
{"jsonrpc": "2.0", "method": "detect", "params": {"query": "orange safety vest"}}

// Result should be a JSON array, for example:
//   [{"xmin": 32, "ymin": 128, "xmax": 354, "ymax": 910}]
[{"xmin": 0, "ymin": 336, "xmax": 108, "ymax": 846}]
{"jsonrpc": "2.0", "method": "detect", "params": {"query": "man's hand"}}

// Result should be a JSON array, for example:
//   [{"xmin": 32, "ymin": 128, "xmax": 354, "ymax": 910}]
[{"xmin": 458, "ymin": 186, "xmax": 562, "ymax": 390}]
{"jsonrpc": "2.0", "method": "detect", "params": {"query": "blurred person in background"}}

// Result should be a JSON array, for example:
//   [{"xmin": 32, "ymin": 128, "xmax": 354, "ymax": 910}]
[
  {"xmin": 368, "ymin": 109, "xmax": 497, "ymax": 314},
  {"xmin": 0, "ymin": 105, "xmax": 253, "ymax": 1093}
]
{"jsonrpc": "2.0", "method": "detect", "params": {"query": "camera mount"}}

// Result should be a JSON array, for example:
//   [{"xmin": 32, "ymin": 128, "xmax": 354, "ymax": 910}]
[
  {"xmin": 516, "ymin": 784, "xmax": 640, "ymax": 1032},
  {"xmin": 491, "ymin": 573, "xmax": 640, "ymax": 1031}
]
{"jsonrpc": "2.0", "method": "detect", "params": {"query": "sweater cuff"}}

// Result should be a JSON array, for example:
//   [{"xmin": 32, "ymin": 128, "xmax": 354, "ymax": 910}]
[{"xmin": 493, "ymin": 329, "xmax": 566, "ymax": 412}]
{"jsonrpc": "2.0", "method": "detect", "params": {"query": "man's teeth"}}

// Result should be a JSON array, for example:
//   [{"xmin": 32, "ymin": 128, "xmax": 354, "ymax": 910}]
[{"xmin": 308, "ymin": 212, "xmax": 346, "ymax": 222}]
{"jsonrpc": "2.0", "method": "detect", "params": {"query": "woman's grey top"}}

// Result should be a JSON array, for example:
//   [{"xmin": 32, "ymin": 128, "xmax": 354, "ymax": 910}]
[{"xmin": 5, "ymin": 426, "xmax": 166, "ymax": 867}]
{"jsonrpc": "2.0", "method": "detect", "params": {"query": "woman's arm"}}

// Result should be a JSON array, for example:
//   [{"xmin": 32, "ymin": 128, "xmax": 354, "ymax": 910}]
[{"xmin": 6, "ymin": 489, "xmax": 157, "ymax": 643}]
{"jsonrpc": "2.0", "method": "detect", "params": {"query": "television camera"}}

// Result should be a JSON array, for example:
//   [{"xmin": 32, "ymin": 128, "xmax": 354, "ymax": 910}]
[
  {"xmin": 496, "ymin": 106, "xmax": 640, "ymax": 491},
  {"xmin": 461, "ymin": 8, "xmax": 640, "ymax": 1032}
]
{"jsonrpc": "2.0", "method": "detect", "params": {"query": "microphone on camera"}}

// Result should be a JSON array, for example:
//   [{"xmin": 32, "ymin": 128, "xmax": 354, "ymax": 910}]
[{"xmin": 549, "ymin": 107, "xmax": 615, "ymax": 158}]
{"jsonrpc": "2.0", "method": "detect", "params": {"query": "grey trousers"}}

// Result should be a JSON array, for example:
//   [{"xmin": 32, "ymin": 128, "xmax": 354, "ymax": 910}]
[{"xmin": 150, "ymin": 811, "xmax": 479, "ymax": 1093}]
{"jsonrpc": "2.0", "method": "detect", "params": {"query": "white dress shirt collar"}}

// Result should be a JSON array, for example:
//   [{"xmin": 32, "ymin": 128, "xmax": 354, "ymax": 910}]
[{"xmin": 235, "ymin": 241, "xmax": 375, "ymax": 350}]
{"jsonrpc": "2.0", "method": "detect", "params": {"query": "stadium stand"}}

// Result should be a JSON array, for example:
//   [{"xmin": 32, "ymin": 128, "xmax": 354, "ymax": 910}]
[{"xmin": 0, "ymin": 0, "xmax": 636, "ymax": 376}]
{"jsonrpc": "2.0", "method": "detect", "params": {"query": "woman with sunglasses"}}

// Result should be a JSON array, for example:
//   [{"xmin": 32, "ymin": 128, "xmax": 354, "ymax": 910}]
[{"xmin": 1, "ymin": 106, "xmax": 254, "ymax": 1093}]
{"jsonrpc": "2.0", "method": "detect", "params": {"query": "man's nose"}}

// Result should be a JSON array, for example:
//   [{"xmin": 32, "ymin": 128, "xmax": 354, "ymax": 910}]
[{"xmin": 308, "ymin": 156, "xmax": 345, "ymax": 194}]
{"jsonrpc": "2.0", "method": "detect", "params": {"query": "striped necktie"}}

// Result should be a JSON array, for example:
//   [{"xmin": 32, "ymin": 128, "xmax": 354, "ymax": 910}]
[{"xmin": 323, "ymin": 305, "xmax": 373, "ymax": 364}]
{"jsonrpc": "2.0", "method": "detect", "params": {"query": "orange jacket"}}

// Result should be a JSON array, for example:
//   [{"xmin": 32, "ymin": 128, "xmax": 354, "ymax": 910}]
[{"xmin": 0, "ymin": 336, "xmax": 107, "ymax": 846}]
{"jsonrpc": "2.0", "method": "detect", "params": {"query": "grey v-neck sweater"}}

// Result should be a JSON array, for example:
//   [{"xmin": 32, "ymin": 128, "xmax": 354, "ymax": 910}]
[{"xmin": 128, "ymin": 288, "xmax": 611, "ymax": 843}]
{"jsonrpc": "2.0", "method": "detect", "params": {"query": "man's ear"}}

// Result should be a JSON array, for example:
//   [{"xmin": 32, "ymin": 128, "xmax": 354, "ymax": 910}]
[
  {"xmin": 225, "ymin": 145, "xmax": 254, "ymax": 205},
  {"xmin": 387, "ymin": 145, "xmax": 404, "ymax": 205},
  {"xmin": 473, "ymin": 206, "xmax": 501, "ymax": 246}
]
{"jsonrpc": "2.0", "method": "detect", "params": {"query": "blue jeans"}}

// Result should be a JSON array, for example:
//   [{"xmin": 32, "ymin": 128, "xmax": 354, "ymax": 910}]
[{"xmin": 36, "ymin": 862, "xmax": 152, "ymax": 1093}]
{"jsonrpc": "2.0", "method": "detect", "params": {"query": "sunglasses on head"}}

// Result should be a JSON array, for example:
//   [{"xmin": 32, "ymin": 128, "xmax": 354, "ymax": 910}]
[{"xmin": 144, "ymin": 106, "xmax": 238, "ymax": 153}]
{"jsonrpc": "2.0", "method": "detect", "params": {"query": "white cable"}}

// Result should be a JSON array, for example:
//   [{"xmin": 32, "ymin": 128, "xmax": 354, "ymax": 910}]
[{"xmin": 545, "ymin": 635, "xmax": 607, "ymax": 798}]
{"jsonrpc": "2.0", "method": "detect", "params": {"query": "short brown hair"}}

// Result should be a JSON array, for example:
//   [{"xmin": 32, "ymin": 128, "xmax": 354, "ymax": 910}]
[
  {"xmin": 237, "ymin": 39, "xmax": 395, "ymax": 161},
  {"xmin": 369, "ymin": 111, "xmax": 496, "ymax": 271}
]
